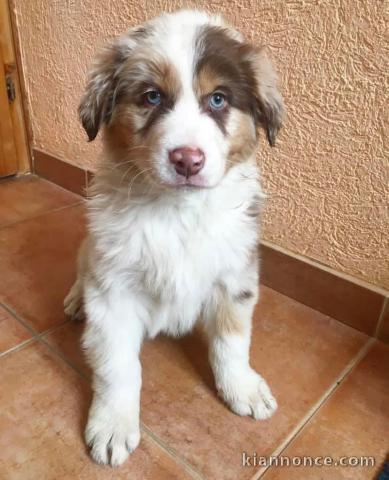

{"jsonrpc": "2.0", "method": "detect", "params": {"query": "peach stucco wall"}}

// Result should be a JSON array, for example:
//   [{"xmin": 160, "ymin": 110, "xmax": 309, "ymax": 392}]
[{"xmin": 13, "ymin": 0, "xmax": 388, "ymax": 289}]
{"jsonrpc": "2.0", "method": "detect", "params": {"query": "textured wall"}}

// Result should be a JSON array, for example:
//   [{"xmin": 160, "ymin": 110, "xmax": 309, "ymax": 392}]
[{"xmin": 13, "ymin": 0, "xmax": 388, "ymax": 289}]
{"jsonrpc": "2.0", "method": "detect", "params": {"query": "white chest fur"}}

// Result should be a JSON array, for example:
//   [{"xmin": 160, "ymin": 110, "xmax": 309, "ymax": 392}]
[{"xmin": 88, "ymin": 162, "xmax": 262, "ymax": 337}]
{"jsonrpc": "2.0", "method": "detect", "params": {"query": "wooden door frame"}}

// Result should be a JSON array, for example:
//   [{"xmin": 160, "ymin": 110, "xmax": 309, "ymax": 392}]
[{"xmin": 0, "ymin": 0, "xmax": 32, "ymax": 174}]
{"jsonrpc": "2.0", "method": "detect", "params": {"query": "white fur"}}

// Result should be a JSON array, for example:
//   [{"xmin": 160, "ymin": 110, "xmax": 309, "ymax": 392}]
[
  {"xmin": 121, "ymin": 10, "xmax": 237, "ymax": 188},
  {"xmin": 65, "ymin": 10, "xmax": 278, "ymax": 467}
]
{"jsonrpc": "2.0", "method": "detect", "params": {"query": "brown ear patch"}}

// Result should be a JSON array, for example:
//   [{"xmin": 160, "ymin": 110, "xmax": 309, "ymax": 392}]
[
  {"xmin": 248, "ymin": 47, "xmax": 284, "ymax": 146},
  {"xmin": 78, "ymin": 25, "xmax": 155, "ymax": 141}
]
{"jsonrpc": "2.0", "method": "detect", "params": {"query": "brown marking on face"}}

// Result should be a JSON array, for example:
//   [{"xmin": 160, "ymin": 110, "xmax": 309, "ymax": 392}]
[
  {"xmin": 194, "ymin": 65, "xmax": 231, "ymax": 134},
  {"xmin": 79, "ymin": 25, "xmax": 154, "ymax": 141},
  {"xmin": 195, "ymin": 64, "xmax": 225, "ymax": 98},
  {"xmin": 104, "ymin": 104, "xmax": 137, "ymax": 156},
  {"xmin": 115, "ymin": 54, "xmax": 181, "ymax": 130},
  {"xmin": 226, "ymin": 109, "xmax": 257, "ymax": 168},
  {"xmin": 79, "ymin": 20, "xmax": 182, "ymax": 145},
  {"xmin": 194, "ymin": 25, "xmax": 284, "ymax": 145},
  {"xmin": 194, "ymin": 37, "xmax": 258, "ymax": 165},
  {"xmin": 103, "ymin": 54, "xmax": 180, "ymax": 165},
  {"xmin": 195, "ymin": 26, "xmax": 257, "ymax": 119}
]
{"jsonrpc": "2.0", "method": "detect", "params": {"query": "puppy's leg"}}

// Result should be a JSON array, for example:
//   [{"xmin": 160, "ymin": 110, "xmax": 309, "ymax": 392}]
[
  {"xmin": 83, "ymin": 283, "xmax": 144, "ymax": 466},
  {"xmin": 64, "ymin": 239, "xmax": 87, "ymax": 321},
  {"xmin": 64, "ymin": 279, "xmax": 84, "ymax": 321},
  {"xmin": 204, "ymin": 279, "xmax": 277, "ymax": 420}
]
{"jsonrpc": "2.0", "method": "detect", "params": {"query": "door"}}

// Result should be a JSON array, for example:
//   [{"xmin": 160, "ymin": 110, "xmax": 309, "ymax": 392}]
[{"xmin": 0, "ymin": 0, "xmax": 30, "ymax": 177}]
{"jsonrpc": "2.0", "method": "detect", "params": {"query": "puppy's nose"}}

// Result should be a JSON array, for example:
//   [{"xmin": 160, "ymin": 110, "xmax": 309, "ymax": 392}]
[{"xmin": 169, "ymin": 147, "xmax": 205, "ymax": 178}]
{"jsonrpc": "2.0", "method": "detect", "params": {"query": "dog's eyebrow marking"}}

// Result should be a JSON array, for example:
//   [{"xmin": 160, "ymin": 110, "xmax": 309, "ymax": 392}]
[{"xmin": 116, "ymin": 56, "xmax": 181, "ymax": 136}]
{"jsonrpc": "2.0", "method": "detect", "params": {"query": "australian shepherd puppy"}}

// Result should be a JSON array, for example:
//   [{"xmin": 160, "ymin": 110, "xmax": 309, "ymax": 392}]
[{"xmin": 65, "ymin": 9, "xmax": 283, "ymax": 466}]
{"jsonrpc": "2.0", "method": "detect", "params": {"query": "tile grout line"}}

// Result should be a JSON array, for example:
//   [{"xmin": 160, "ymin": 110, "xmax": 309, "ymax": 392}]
[
  {"xmin": 8, "ymin": 319, "xmax": 94, "ymax": 411},
  {"xmin": 4, "ymin": 301, "xmax": 376, "ymax": 479},
  {"xmin": 0, "ymin": 336, "xmax": 36, "ymax": 358},
  {"xmin": 250, "ymin": 337, "xmax": 376, "ymax": 480},
  {"xmin": 0, "ymin": 201, "xmax": 84, "ymax": 230},
  {"xmin": 0, "ymin": 301, "xmax": 71, "ymax": 357},
  {"xmin": 1, "ymin": 300, "xmax": 72, "ymax": 340},
  {"xmin": 141, "ymin": 424, "xmax": 206, "ymax": 480},
  {"xmin": 38, "ymin": 334, "xmax": 91, "ymax": 381},
  {"xmin": 1, "ymin": 301, "xmax": 40, "ymax": 338},
  {"xmin": 374, "ymin": 296, "xmax": 388, "ymax": 338},
  {"xmin": 37, "ymin": 318, "xmax": 73, "ymax": 338},
  {"xmin": 38, "ymin": 332, "xmax": 206, "ymax": 479},
  {"xmin": 0, "ymin": 304, "xmax": 206, "ymax": 479}
]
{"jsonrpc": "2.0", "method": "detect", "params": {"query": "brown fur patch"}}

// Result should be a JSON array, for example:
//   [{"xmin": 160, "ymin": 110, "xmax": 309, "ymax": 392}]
[
  {"xmin": 194, "ymin": 25, "xmax": 284, "ymax": 145},
  {"xmin": 79, "ymin": 23, "xmax": 181, "ymax": 143},
  {"xmin": 194, "ymin": 35, "xmax": 258, "ymax": 163},
  {"xmin": 194, "ymin": 65, "xmax": 231, "ymax": 134},
  {"xmin": 226, "ymin": 110, "xmax": 257, "ymax": 168},
  {"xmin": 103, "ymin": 54, "xmax": 180, "ymax": 161},
  {"xmin": 195, "ymin": 26, "xmax": 258, "ymax": 116},
  {"xmin": 195, "ymin": 64, "xmax": 225, "ymax": 98},
  {"xmin": 79, "ymin": 26, "xmax": 154, "ymax": 141},
  {"xmin": 114, "ymin": 54, "xmax": 181, "ymax": 131},
  {"xmin": 214, "ymin": 286, "xmax": 245, "ymax": 335}
]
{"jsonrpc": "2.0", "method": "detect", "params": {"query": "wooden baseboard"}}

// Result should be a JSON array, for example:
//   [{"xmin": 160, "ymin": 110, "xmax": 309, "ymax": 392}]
[
  {"xmin": 259, "ymin": 243, "xmax": 387, "ymax": 338},
  {"xmin": 33, "ymin": 149, "xmax": 89, "ymax": 196},
  {"xmin": 32, "ymin": 149, "xmax": 389, "ymax": 342}
]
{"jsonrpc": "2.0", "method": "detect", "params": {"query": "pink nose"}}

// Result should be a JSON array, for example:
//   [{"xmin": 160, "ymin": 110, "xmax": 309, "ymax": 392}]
[{"xmin": 169, "ymin": 147, "xmax": 205, "ymax": 178}]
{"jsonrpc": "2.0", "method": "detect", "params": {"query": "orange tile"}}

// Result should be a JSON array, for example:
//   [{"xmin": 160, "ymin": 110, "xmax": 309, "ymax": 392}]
[
  {"xmin": 261, "ymin": 341, "xmax": 389, "ymax": 480},
  {"xmin": 44, "ymin": 286, "xmax": 368, "ymax": 480},
  {"xmin": 0, "ymin": 341, "xmax": 193, "ymax": 479},
  {"xmin": 44, "ymin": 320, "xmax": 90, "ymax": 376},
  {"xmin": 0, "ymin": 176, "xmax": 81, "ymax": 227},
  {"xmin": 0, "ymin": 305, "xmax": 31, "ymax": 354},
  {"xmin": 0, "ymin": 205, "xmax": 85, "ymax": 332}
]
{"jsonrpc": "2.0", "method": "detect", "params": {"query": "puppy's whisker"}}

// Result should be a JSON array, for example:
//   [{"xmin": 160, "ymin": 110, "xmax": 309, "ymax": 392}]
[
  {"xmin": 118, "ymin": 164, "xmax": 140, "ymax": 185},
  {"xmin": 126, "ymin": 167, "xmax": 153, "ymax": 201}
]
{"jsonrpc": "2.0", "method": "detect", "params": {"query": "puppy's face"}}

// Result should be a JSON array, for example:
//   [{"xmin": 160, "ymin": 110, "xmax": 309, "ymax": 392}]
[{"xmin": 80, "ymin": 10, "xmax": 283, "ymax": 189}]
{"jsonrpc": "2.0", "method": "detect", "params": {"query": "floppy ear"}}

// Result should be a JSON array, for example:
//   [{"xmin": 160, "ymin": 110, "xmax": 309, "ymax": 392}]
[
  {"xmin": 79, "ymin": 37, "xmax": 135, "ymax": 141},
  {"xmin": 248, "ymin": 47, "xmax": 284, "ymax": 146}
]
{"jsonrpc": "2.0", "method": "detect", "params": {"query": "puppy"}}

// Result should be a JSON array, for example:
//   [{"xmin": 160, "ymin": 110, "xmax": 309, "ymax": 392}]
[{"xmin": 64, "ymin": 9, "xmax": 283, "ymax": 466}]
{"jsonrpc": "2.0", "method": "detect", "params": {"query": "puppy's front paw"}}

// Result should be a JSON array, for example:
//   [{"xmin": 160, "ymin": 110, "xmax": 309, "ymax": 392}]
[
  {"xmin": 220, "ymin": 368, "xmax": 277, "ymax": 420},
  {"xmin": 64, "ymin": 283, "xmax": 84, "ymax": 322},
  {"xmin": 85, "ymin": 400, "xmax": 140, "ymax": 467}
]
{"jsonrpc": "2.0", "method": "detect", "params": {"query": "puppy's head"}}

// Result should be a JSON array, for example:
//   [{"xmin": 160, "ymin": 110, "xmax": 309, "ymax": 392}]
[{"xmin": 79, "ymin": 10, "xmax": 284, "ymax": 189}]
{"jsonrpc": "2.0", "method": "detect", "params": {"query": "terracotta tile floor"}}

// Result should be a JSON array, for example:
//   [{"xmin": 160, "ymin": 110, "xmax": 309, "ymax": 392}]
[{"xmin": 1, "ymin": 176, "xmax": 388, "ymax": 480}]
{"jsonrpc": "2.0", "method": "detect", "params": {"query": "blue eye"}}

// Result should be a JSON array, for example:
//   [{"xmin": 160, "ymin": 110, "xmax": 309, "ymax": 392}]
[
  {"xmin": 209, "ymin": 92, "xmax": 227, "ymax": 110},
  {"xmin": 145, "ymin": 90, "xmax": 162, "ymax": 106}
]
